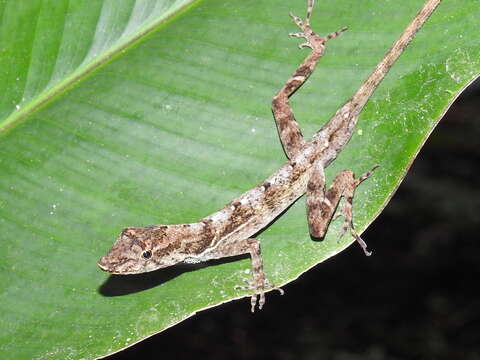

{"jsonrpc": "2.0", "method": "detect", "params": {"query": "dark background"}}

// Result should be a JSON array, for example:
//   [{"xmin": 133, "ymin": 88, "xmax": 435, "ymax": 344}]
[{"xmin": 108, "ymin": 78, "xmax": 480, "ymax": 360}]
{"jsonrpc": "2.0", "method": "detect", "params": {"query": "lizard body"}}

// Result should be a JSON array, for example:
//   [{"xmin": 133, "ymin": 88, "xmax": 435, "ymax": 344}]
[{"xmin": 98, "ymin": 0, "xmax": 441, "ymax": 312}]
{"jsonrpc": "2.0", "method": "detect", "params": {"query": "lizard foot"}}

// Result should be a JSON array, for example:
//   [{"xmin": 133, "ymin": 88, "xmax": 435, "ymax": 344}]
[
  {"xmin": 288, "ymin": 12, "xmax": 347, "ymax": 51},
  {"xmin": 235, "ymin": 277, "xmax": 284, "ymax": 312}
]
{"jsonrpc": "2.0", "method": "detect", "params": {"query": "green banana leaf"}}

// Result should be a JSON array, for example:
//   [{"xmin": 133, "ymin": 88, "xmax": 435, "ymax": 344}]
[{"xmin": 1, "ymin": 0, "xmax": 478, "ymax": 358}]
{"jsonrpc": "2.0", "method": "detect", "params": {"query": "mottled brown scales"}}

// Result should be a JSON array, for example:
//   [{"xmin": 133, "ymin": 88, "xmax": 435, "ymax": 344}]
[
  {"xmin": 294, "ymin": 65, "xmax": 313, "ymax": 78},
  {"xmin": 307, "ymin": 181, "xmax": 317, "ymax": 192},
  {"xmin": 189, "ymin": 220, "xmax": 214, "ymax": 254},
  {"xmin": 219, "ymin": 203, "xmax": 255, "ymax": 239},
  {"xmin": 285, "ymin": 80, "xmax": 302, "ymax": 94},
  {"xmin": 272, "ymin": 97, "xmax": 305, "ymax": 158},
  {"xmin": 290, "ymin": 168, "xmax": 303, "ymax": 182},
  {"xmin": 184, "ymin": 239, "xmax": 205, "ymax": 255},
  {"xmin": 327, "ymin": 187, "xmax": 339, "ymax": 199},
  {"xmin": 98, "ymin": 0, "xmax": 442, "ymax": 312},
  {"xmin": 155, "ymin": 241, "xmax": 179, "ymax": 257}
]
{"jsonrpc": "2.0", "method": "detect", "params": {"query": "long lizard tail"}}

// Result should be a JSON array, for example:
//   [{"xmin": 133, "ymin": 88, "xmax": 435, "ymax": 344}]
[{"xmin": 351, "ymin": 0, "xmax": 442, "ymax": 111}]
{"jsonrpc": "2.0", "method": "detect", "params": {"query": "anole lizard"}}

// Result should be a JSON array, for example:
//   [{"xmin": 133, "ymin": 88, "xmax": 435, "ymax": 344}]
[{"xmin": 98, "ymin": 0, "xmax": 442, "ymax": 312}]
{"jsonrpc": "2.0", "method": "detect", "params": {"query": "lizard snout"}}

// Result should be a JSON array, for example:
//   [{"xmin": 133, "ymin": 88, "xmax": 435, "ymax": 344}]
[{"xmin": 97, "ymin": 256, "xmax": 114, "ymax": 272}]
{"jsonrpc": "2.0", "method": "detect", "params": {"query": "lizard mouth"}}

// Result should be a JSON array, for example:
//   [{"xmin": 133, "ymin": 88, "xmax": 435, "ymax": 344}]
[
  {"xmin": 97, "ymin": 256, "xmax": 141, "ymax": 274},
  {"xmin": 97, "ymin": 257, "xmax": 115, "ymax": 273}
]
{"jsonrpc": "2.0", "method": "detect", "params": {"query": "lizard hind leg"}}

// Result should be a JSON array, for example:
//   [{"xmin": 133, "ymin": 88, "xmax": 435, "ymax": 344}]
[
  {"xmin": 307, "ymin": 162, "xmax": 379, "ymax": 256},
  {"xmin": 334, "ymin": 165, "xmax": 380, "ymax": 256}
]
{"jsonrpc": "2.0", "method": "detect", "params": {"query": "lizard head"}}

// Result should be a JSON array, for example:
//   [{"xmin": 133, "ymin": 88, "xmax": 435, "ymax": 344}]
[{"xmin": 97, "ymin": 225, "xmax": 187, "ymax": 274}]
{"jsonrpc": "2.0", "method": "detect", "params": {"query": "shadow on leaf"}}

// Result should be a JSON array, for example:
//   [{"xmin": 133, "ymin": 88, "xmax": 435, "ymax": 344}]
[{"xmin": 98, "ymin": 255, "xmax": 248, "ymax": 296}]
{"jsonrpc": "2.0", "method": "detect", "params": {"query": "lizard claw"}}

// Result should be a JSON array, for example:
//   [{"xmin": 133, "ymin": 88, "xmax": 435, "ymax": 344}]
[
  {"xmin": 289, "ymin": 32, "xmax": 313, "ymax": 49},
  {"xmin": 298, "ymin": 42, "xmax": 313, "ymax": 49},
  {"xmin": 234, "ymin": 278, "xmax": 253, "ymax": 291},
  {"xmin": 235, "ymin": 277, "xmax": 284, "ymax": 312},
  {"xmin": 289, "ymin": 12, "xmax": 304, "ymax": 28},
  {"xmin": 289, "ymin": 32, "xmax": 305, "ymax": 38}
]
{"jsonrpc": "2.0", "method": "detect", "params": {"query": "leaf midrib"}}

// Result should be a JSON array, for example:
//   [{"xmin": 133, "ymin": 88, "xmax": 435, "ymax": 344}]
[{"xmin": 0, "ymin": 0, "xmax": 200, "ymax": 135}]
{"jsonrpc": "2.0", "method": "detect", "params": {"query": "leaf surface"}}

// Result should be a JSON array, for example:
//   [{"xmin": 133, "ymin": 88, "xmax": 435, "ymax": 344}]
[{"xmin": 0, "ymin": 0, "xmax": 479, "ymax": 358}]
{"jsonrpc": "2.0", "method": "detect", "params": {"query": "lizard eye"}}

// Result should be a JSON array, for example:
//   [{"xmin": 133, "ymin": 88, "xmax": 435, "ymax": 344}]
[{"xmin": 142, "ymin": 250, "xmax": 152, "ymax": 259}]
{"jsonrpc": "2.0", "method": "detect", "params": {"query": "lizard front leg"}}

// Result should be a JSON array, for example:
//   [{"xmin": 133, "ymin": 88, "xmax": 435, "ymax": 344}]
[
  {"xmin": 307, "ymin": 161, "xmax": 379, "ymax": 256},
  {"xmin": 272, "ymin": 0, "xmax": 347, "ymax": 159},
  {"xmin": 205, "ymin": 237, "xmax": 282, "ymax": 312}
]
